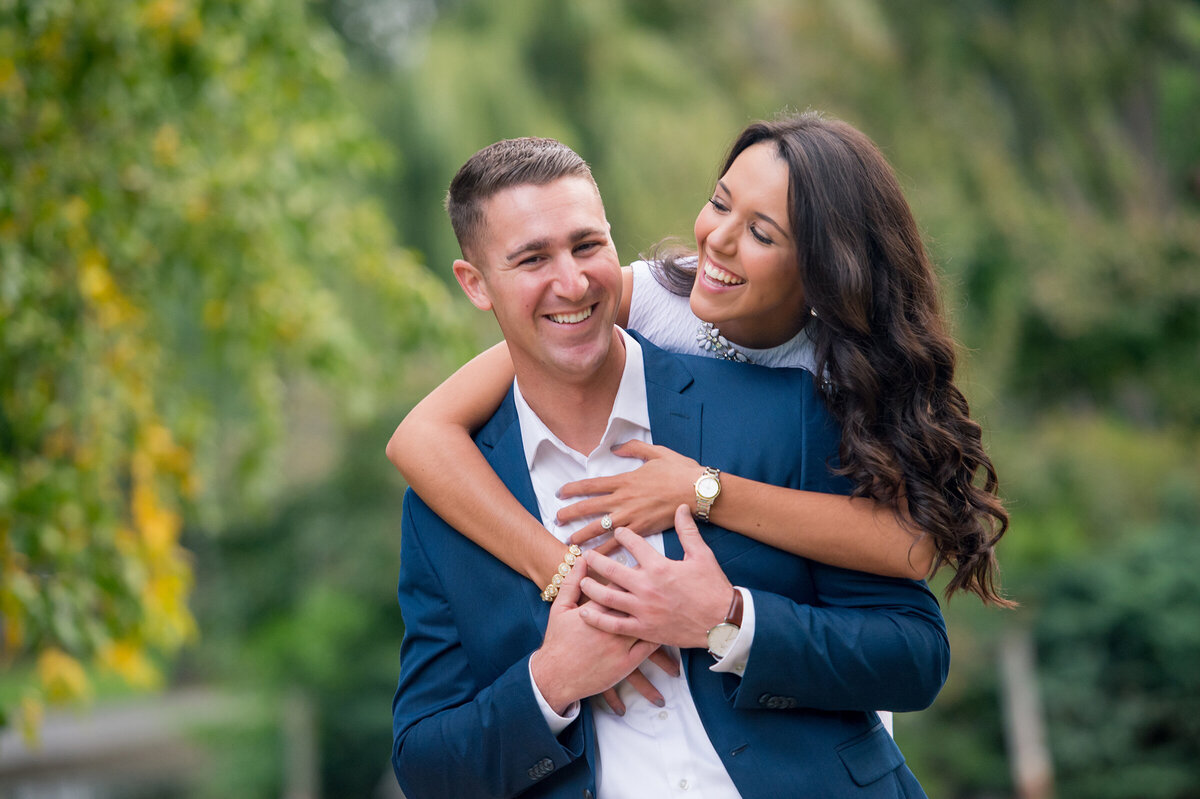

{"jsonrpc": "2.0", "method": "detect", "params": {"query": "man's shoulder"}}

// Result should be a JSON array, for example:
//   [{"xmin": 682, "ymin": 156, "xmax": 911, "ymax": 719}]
[{"xmin": 471, "ymin": 385, "xmax": 521, "ymax": 453}]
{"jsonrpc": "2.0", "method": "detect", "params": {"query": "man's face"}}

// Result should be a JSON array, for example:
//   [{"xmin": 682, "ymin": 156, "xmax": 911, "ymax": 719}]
[{"xmin": 453, "ymin": 176, "xmax": 622, "ymax": 385}]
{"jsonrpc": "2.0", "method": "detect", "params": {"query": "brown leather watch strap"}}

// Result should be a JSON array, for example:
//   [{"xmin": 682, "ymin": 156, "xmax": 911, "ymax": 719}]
[{"xmin": 726, "ymin": 588, "xmax": 744, "ymax": 627}]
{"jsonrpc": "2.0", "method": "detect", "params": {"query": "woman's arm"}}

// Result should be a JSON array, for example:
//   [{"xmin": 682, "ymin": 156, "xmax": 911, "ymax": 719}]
[
  {"xmin": 616, "ymin": 264, "xmax": 633, "ymax": 328},
  {"xmin": 557, "ymin": 441, "xmax": 936, "ymax": 580},
  {"xmin": 386, "ymin": 342, "xmax": 566, "ymax": 586}
]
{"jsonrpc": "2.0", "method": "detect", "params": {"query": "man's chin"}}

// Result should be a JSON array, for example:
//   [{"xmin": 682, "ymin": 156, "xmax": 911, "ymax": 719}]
[{"xmin": 543, "ymin": 339, "xmax": 620, "ymax": 381}]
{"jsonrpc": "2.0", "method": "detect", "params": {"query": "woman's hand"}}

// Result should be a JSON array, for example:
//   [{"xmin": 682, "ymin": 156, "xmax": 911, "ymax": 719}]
[
  {"xmin": 557, "ymin": 441, "xmax": 701, "ymax": 550},
  {"xmin": 598, "ymin": 648, "xmax": 680, "ymax": 715}
]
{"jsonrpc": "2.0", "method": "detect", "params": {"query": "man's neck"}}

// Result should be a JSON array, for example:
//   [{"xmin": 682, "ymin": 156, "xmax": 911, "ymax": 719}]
[{"xmin": 515, "ymin": 329, "xmax": 627, "ymax": 455}]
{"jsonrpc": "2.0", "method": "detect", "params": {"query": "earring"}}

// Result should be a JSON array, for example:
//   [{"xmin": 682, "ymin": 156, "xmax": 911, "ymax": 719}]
[{"xmin": 809, "ymin": 307, "xmax": 818, "ymax": 318}]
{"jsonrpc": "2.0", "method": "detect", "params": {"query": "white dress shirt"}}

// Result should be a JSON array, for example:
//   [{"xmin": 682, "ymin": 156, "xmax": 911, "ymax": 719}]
[{"xmin": 516, "ymin": 329, "xmax": 750, "ymax": 799}]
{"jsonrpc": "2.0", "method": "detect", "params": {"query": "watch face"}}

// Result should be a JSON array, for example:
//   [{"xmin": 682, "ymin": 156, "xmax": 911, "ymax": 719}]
[
  {"xmin": 707, "ymin": 622, "xmax": 739, "ymax": 657},
  {"xmin": 697, "ymin": 476, "xmax": 720, "ymax": 499}
]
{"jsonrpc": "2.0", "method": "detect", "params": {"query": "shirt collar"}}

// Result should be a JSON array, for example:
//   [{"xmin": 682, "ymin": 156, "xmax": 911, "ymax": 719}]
[{"xmin": 513, "ymin": 328, "xmax": 649, "ymax": 469}]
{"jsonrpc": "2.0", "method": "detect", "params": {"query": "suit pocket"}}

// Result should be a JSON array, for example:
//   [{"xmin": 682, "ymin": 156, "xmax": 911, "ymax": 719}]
[{"xmin": 836, "ymin": 722, "xmax": 906, "ymax": 786}]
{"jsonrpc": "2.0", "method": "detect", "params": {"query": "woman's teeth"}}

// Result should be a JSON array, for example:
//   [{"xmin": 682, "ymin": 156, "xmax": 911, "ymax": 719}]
[{"xmin": 704, "ymin": 261, "xmax": 746, "ymax": 286}]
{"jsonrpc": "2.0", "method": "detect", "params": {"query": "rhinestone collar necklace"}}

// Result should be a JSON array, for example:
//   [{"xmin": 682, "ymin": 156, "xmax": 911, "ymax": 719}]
[{"xmin": 696, "ymin": 322, "xmax": 753, "ymax": 364}]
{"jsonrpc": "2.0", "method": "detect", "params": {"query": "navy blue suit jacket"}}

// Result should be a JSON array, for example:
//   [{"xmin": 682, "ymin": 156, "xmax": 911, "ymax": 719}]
[{"xmin": 391, "ymin": 333, "xmax": 949, "ymax": 798}]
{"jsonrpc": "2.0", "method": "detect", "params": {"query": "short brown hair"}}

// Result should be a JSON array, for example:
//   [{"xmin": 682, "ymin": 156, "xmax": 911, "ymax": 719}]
[{"xmin": 445, "ymin": 137, "xmax": 596, "ymax": 260}]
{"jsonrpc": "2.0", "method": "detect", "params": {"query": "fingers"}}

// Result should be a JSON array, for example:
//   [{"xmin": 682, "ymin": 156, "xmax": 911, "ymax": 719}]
[
  {"xmin": 568, "ymin": 520, "xmax": 606, "ymax": 546},
  {"xmin": 593, "ymin": 536, "xmax": 621, "ymax": 556},
  {"xmin": 552, "ymin": 554, "xmax": 587, "ymax": 610},
  {"xmin": 628, "ymin": 638, "xmax": 660, "ymax": 665},
  {"xmin": 610, "ymin": 440, "xmax": 661, "ymax": 460},
  {"xmin": 580, "ymin": 575, "xmax": 637, "ymax": 616},
  {"xmin": 578, "ymin": 602, "xmax": 639, "ymax": 638},
  {"xmin": 600, "ymin": 686, "xmax": 626, "ymax": 716},
  {"xmin": 583, "ymin": 546, "xmax": 640, "ymax": 590},
  {"xmin": 624, "ymin": 667, "xmax": 665, "ymax": 708},
  {"xmin": 673, "ymin": 504, "xmax": 712, "ymax": 560},
  {"xmin": 557, "ymin": 475, "xmax": 620, "ymax": 500},
  {"xmin": 612, "ymin": 526, "xmax": 661, "ymax": 564},
  {"xmin": 555, "ymin": 495, "xmax": 610, "ymax": 525},
  {"xmin": 647, "ymin": 646, "xmax": 680, "ymax": 678}
]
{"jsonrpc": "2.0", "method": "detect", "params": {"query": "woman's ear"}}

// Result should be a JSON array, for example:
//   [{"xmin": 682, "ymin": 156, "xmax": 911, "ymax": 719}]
[{"xmin": 452, "ymin": 259, "xmax": 493, "ymax": 311}]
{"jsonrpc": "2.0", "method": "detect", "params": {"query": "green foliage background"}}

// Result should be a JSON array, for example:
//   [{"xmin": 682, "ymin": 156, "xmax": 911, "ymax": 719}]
[{"xmin": 2, "ymin": 0, "xmax": 1198, "ymax": 796}]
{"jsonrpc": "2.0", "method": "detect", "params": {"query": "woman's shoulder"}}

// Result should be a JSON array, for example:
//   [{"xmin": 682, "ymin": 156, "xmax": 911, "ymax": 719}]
[{"xmin": 626, "ymin": 259, "xmax": 699, "ymax": 349}]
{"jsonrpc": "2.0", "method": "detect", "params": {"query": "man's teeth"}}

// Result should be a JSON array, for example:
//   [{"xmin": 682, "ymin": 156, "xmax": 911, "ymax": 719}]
[
  {"xmin": 549, "ymin": 307, "xmax": 593, "ymax": 324},
  {"xmin": 704, "ymin": 261, "xmax": 746, "ymax": 286}
]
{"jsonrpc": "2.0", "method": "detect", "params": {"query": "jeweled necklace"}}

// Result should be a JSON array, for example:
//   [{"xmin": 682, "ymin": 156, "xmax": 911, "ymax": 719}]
[{"xmin": 696, "ymin": 322, "xmax": 753, "ymax": 364}]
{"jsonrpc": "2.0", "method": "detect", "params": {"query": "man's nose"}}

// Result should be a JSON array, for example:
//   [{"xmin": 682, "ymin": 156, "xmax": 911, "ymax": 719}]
[{"xmin": 551, "ymin": 256, "xmax": 589, "ymax": 301}]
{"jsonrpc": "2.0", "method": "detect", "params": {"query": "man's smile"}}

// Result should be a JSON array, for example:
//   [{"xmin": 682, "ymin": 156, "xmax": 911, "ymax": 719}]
[{"xmin": 547, "ymin": 305, "xmax": 595, "ymax": 325}]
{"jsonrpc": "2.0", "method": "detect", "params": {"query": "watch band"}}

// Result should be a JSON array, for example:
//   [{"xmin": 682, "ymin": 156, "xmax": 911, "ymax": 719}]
[
  {"xmin": 695, "ymin": 466, "xmax": 721, "ymax": 522},
  {"xmin": 723, "ymin": 587, "xmax": 744, "ymax": 629}
]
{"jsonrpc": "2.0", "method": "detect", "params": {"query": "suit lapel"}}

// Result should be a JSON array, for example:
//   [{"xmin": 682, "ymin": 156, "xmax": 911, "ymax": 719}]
[
  {"xmin": 637, "ymin": 335, "xmax": 702, "ymax": 562},
  {"xmin": 480, "ymin": 394, "xmax": 553, "ymax": 632}
]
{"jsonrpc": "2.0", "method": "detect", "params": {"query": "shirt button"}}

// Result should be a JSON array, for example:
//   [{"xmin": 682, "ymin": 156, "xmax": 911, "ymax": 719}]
[
  {"xmin": 679, "ymin": 778, "xmax": 689, "ymax": 790},
  {"xmin": 658, "ymin": 710, "xmax": 669, "ymax": 720}
]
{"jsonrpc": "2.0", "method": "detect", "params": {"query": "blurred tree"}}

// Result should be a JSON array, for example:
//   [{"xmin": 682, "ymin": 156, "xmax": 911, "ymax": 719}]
[
  {"xmin": 31, "ymin": 0, "xmax": 1184, "ymax": 792},
  {"xmin": 184, "ymin": 418, "xmax": 409, "ymax": 798},
  {"xmin": 0, "ymin": 0, "xmax": 465, "ymax": 736},
  {"xmin": 1035, "ymin": 520, "xmax": 1200, "ymax": 799}
]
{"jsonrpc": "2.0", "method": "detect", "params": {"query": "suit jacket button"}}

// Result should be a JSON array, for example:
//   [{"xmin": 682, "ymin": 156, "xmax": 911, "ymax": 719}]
[
  {"xmin": 758, "ymin": 693, "xmax": 773, "ymax": 707},
  {"xmin": 583, "ymin": 791, "xmax": 594, "ymax": 799}
]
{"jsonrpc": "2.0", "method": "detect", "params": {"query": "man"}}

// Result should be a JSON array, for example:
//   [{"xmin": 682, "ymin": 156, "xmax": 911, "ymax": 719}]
[{"xmin": 391, "ymin": 137, "xmax": 948, "ymax": 798}]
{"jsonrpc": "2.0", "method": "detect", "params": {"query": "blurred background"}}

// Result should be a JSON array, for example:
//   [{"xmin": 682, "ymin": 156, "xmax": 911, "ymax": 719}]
[{"xmin": 2, "ymin": 0, "xmax": 1198, "ymax": 797}]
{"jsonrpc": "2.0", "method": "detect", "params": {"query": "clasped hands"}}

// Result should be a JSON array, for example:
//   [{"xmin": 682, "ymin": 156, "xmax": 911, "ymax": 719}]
[{"xmin": 531, "ymin": 505, "xmax": 734, "ymax": 716}]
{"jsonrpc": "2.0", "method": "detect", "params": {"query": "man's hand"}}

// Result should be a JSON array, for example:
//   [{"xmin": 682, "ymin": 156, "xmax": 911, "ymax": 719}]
[
  {"xmin": 530, "ymin": 556, "xmax": 659, "ymax": 716},
  {"xmin": 578, "ymin": 504, "xmax": 734, "ymax": 650}
]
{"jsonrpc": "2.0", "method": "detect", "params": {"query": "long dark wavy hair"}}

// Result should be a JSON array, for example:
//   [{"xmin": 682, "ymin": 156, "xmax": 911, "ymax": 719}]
[{"xmin": 655, "ymin": 111, "xmax": 1011, "ymax": 605}]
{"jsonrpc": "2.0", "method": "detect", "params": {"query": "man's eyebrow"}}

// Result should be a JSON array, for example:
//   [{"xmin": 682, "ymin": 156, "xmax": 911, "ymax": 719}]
[
  {"xmin": 504, "ymin": 227, "xmax": 609, "ymax": 263},
  {"xmin": 716, "ymin": 179, "xmax": 791, "ymax": 241},
  {"xmin": 505, "ymin": 239, "xmax": 550, "ymax": 263}
]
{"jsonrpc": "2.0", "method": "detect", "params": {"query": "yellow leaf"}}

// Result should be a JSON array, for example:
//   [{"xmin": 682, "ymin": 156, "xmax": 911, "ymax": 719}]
[
  {"xmin": 78, "ymin": 249, "xmax": 114, "ymax": 302},
  {"xmin": 37, "ymin": 648, "xmax": 91, "ymax": 703},
  {"xmin": 99, "ymin": 640, "xmax": 161, "ymax": 689},
  {"xmin": 133, "ymin": 480, "xmax": 180, "ymax": 554}
]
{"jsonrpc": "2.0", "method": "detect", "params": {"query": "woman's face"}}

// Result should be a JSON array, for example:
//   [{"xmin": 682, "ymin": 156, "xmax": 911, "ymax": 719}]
[{"xmin": 690, "ymin": 141, "xmax": 807, "ymax": 349}]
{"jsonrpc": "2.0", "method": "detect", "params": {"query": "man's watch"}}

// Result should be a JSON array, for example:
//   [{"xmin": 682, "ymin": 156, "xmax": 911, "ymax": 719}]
[
  {"xmin": 706, "ymin": 588, "xmax": 744, "ymax": 659},
  {"xmin": 694, "ymin": 467, "xmax": 721, "ymax": 522}
]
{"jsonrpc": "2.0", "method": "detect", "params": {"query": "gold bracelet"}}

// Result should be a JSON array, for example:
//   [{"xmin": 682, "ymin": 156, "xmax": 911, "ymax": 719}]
[{"xmin": 541, "ymin": 544, "xmax": 583, "ymax": 602}]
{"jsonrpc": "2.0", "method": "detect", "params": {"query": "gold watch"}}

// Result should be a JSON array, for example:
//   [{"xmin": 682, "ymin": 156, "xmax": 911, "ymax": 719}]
[{"xmin": 694, "ymin": 467, "xmax": 721, "ymax": 522}]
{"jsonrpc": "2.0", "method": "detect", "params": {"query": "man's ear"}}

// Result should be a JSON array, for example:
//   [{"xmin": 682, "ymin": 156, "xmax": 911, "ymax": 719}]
[{"xmin": 452, "ymin": 259, "xmax": 493, "ymax": 311}]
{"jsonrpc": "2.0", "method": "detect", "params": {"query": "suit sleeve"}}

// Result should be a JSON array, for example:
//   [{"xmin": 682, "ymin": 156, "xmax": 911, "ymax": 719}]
[
  {"xmin": 390, "ymin": 491, "xmax": 585, "ymax": 799},
  {"xmin": 729, "ymin": 377, "xmax": 951, "ymax": 713}
]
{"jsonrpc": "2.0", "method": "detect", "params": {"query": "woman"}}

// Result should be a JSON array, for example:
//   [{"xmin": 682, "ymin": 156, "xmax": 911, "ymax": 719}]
[{"xmin": 389, "ymin": 111, "xmax": 1009, "ymax": 623}]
